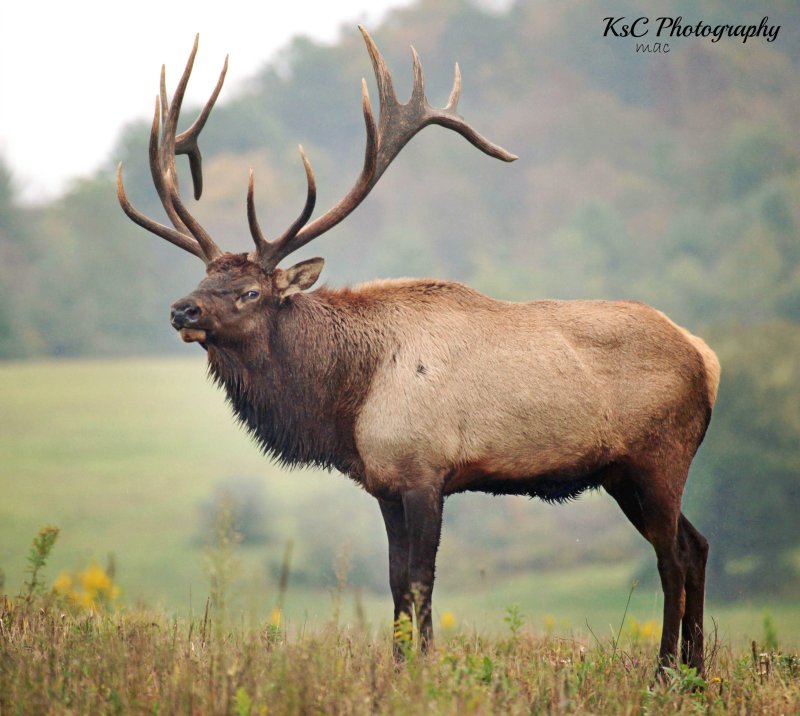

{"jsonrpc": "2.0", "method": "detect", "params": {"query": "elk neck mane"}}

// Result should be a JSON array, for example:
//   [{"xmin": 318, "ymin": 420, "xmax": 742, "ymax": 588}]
[{"xmin": 206, "ymin": 285, "xmax": 387, "ymax": 477}]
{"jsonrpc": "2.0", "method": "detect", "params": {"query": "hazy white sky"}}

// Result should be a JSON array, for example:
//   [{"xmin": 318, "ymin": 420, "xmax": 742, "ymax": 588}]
[{"xmin": 0, "ymin": 0, "xmax": 412, "ymax": 202}]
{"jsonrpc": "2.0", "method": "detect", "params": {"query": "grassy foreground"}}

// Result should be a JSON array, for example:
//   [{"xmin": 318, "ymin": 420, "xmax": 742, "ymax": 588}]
[
  {"xmin": 1, "ymin": 528, "xmax": 798, "ymax": 715},
  {"xmin": 2, "ymin": 358, "xmax": 799, "ymax": 712},
  {"xmin": 2, "ymin": 596, "xmax": 799, "ymax": 715}
]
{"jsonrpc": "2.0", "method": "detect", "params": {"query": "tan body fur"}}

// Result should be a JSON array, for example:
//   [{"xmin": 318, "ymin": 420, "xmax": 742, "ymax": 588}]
[{"xmin": 351, "ymin": 279, "xmax": 718, "ymax": 500}]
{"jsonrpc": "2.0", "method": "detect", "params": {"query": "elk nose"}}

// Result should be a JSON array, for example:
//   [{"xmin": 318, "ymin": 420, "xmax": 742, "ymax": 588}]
[{"xmin": 170, "ymin": 299, "xmax": 202, "ymax": 328}]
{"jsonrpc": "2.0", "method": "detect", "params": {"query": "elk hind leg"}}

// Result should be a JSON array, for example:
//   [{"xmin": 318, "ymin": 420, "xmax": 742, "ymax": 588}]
[
  {"xmin": 604, "ymin": 469, "xmax": 687, "ymax": 673},
  {"xmin": 679, "ymin": 513, "xmax": 708, "ymax": 674}
]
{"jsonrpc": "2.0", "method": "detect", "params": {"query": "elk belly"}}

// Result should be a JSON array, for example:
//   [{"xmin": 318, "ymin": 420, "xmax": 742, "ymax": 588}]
[{"xmin": 354, "ymin": 322, "xmax": 612, "ymax": 495}]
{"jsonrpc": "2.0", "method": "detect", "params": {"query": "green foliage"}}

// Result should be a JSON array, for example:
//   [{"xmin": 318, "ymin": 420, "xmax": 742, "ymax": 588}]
[
  {"xmin": 660, "ymin": 664, "xmax": 709, "ymax": 694},
  {"xmin": 685, "ymin": 324, "xmax": 800, "ymax": 598},
  {"xmin": 22, "ymin": 525, "xmax": 59, "ymax": 605},
  {"xmin": 0, "ymin": 157, "xmax": 40, "ymax": 359},
  {"xmin": 234, "ymin": 687, "xmax": 253, "ymax": 716},
  {"xmin": 612, "ymin": 580, "xmax": 637, "ymax": 660},
  {"xmin": 718, "ymin": 126, "xmax": 796, "ymax": 201},
  {"xmin": 204, "ymin": 495, "xmax": 242, "ymax": 620},
  {"xmin": 763, "ymin": 612, "xmax": 779, "ymax": 652},
  {"xmin": 503, "ymin": 603, "xmax": 525, "ymax": 639}
]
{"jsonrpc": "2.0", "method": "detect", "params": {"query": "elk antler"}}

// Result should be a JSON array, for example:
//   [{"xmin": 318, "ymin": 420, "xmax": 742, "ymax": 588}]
[
  {"xmin": 117, "ymin": 35, "xmax": 227, "ymax": 264},
  {"xmin": 118, "ymin": 30, "xmax": 516, "ymax": 270},
  {"xmin": 249, "ymin": 26, "xmax": 517, "ymax": 272}
]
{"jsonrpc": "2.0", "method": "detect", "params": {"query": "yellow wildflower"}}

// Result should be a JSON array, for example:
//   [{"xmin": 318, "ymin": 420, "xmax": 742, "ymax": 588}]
[
  {"xmin": 394, "ymin": 613, "xmax": 413, "ymax": 643},
  {"xmin": 440, "ymin": 610, "xmax": 456, "ymax": 631},
  {"xmin": 51, "ymin": 561, "xmax": 119, "ymax": 610},
  {"xmin": 52, "ymin": 571, "xmax": 73, "ymax": 594},
  {"xmin": 628, "ymin": 618, "xmax": 660, "ymax": 642}
]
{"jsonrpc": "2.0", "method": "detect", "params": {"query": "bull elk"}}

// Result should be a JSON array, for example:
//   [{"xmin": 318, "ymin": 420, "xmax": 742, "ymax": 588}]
[{"xmin": 117, "ymin": 28, "xmax": 719, "ymax": 675}]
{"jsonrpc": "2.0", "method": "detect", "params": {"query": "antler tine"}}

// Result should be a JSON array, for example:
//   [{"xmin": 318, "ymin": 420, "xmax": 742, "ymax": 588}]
[
  {"xmin": 445, "ymin": 62, "xmax": 461, "ymax": 112},
  {"xmin": 247, "ymin": 169, "xmax": 270, "ymax": 254},
  {"xmin": 428, "ymin": 109, "xmax": 518, "ymax": 164},
  {"xmin": 148, "ymin": 95, "xmax": 192, "ymax": 239},
  {"xmin": 159, "ymin": 67, "xmax": 170, "ymax": 135},
  {"xmin": 251, "ymin": 146, "xmax": 319, "ymax": 270},
  {"xmin": 274, "ymin": 146, "xmax": 318, "ymax": 243},
  {"xmin": 259, "ymin": 26, "xmax": 516, "ymax": 266},
  {"xmin": 355, "ymin": 77, "xmax": 379, "ymax": 184},
  {"xmin": 161, "ymin": 36, "xmax": 198, "ymax": 160},
  {"xmin": 361, "ymin": 25, "xmax": 398, "ymax": 120},
  {"xmin": 409, "ymin": 46, "xmax": 426, "ymax": 109},
  {"xmin": 428, "ymin": 58, "xmax": 517, "ymax": 162},
  {"xmin": 176, "ymin": 54, "xmax": 229, "ymax": 200}
]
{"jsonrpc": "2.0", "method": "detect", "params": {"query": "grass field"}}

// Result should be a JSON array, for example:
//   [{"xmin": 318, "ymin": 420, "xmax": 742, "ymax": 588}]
[
  {"xmin": 1, "ymin": 357, "xmax": 799, "ymax": 657},
  {"xmin": 2, "ymin": 588, "xmax": 799, "ymax": 714}
]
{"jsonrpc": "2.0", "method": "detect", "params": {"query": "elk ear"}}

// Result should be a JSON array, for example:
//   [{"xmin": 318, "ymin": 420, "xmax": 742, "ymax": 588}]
[{"xmin": 274, "ymin": 257, "xmax": 325, "ymax": 299}]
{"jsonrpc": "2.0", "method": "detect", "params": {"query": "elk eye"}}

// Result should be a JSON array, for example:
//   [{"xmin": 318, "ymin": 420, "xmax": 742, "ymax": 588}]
[{"xmin": 241, "ymin": 290, "xmax": 260, "ymax": 301}]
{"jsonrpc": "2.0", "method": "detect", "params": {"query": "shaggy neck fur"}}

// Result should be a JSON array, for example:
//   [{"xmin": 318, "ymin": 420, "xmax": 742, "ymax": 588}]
[{"xmin": 207, "ymin": 289, "xmax": 383, "ymax": 478}]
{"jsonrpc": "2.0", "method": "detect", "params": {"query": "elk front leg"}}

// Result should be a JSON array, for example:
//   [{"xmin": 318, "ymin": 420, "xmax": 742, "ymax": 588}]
[
  {"xmin": 401, "ymin": 485, "xmax": 444, "ymax": 651},
  {"xmin": 379, "ymin": 498, "xmax": 412, "ymax": 657}
]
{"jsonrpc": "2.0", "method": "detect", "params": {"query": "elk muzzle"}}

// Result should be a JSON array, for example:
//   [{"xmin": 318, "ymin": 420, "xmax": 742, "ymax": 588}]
[{"xmin": 170, "ymin": 298, "xmax": 207, "ymax": 343}]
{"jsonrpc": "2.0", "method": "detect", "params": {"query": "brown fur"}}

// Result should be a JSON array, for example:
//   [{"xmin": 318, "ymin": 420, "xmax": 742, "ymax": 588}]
[{"xmin": 170, "ymin": 260, "xmax": 718, "ymax": 674}]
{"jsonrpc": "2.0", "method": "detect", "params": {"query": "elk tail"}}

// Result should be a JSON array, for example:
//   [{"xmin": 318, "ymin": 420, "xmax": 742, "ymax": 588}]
[
  {"xmin": 657, "ymin": 310, "xmax": 721, "ymax": 409},
  {"xmin": 685, "ymin": 332, "xmax": 721, "ymax": 409}
]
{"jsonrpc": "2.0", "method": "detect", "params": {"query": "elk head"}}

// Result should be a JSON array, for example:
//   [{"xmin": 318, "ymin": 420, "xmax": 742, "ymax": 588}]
[{"xmin": 117, "ymin": 29, "xmax": 516, "ymax": 348}]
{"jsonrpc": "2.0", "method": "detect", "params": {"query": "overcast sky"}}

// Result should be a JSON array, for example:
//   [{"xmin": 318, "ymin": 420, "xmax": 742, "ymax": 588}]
[{"xmin": 0, "ymin": 0, "xmax": 413, "ymax": 202}]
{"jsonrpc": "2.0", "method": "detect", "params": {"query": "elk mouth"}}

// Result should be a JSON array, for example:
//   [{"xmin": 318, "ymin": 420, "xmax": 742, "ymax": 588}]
[{"xmin": 178, "ymin": 327, "xmax": 208, "ymax": 343}]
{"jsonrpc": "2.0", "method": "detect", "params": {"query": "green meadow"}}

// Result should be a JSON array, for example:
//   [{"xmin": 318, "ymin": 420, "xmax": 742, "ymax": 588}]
[{"xmin": 1, "ymin": 358, "xmax": 798, "ymax": 650}]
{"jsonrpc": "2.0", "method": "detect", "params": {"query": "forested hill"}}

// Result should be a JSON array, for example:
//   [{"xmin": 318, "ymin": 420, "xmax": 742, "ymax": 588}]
[
  {"xmin": 1, "ymin": 0, "xmax": 799, "ymax": 596},
  {"xmin": 3, "ymin": 0, "xmax": 799, "ymax": 354}
]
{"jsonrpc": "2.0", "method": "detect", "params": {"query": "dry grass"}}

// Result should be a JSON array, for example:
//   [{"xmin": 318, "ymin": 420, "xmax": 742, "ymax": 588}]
[
  {"xmin": 1, "ymin": 517, "xmax": 798, "ymax": 714},
  {"xmin": 2, "ymin": 595, "xmax": 798, "ymax": 715}
]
